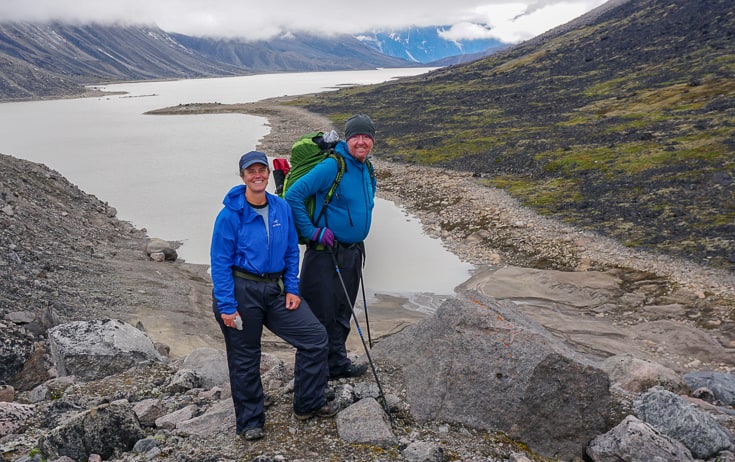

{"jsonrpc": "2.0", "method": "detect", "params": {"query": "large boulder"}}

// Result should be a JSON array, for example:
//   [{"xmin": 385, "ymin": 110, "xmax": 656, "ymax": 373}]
[
  {"xmin": 372, "ymin": 291, "xmax": 611, "ymax": 460},
  {"xmin": 586, "ymin": 415, "xmax": 693, "ymax": 461},
  {"xmin": 0, "ymin": 327, "xmax": 33, "ymax": 387},
  {"xmin": 683, "ymin": 371, "xmax": 735, "ymax": 406},
  {"xmin": 174, "ymin": 399, "xmax": 234, "ymax": 437},
  {"xmin": 179, "ymin": 347, "xmax": 229, "ymax": 389},
  {"xmin": 0, "ymin": 402, "xmax": 35, "ymax": 437},
  {"xmin": 39, "ymin": 399, "xmax": 145, "ymax": 461},
  {"xmin": 336, "ymin": 398, "xmax": 397, "ymax": 448},
  {"xmin": 143, "ymin": 238, "xmax": 178, "ymax": 262},
  {"xmin": 634, "ymin": 387, "xmax": 735, "ymax": 459},
  {"xmin": 600, "ymin": 353, "xmax": 688, "ymax": 394},
  {"xmin": 48, "ymin": 319, "xmax": 162, "ymax": 381}
]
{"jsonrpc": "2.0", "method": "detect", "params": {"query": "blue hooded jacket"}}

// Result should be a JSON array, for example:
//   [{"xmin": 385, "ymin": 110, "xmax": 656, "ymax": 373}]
[
  {"xmin": 210, "ymin": 184, "xmax": 301, "ymax": 315},
  {"xmin": 284, "ymin": 141, "xmax": 376, "ymax": 244}
]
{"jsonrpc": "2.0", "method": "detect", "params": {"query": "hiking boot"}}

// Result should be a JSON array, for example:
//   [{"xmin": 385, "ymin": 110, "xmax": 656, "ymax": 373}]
[
  {"xmin": 240, "ymin": 427, "xmax": 264, "ymax": 441},
  {"xmin": 330, "ymin": 362, "xmax": 368, "ymax": 380},
  {"xmin": 294, "ymin": 400, "xmax": 340, "ymax": 421}
]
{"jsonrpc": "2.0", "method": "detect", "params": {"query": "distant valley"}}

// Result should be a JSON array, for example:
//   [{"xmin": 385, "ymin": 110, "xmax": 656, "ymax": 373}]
[{"xmin": 0, "ymin": 22, "xmax": 503, "ymax": 101}]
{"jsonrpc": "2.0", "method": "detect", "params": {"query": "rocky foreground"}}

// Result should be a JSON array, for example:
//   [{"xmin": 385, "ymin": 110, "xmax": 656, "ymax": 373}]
[{"xmin": 1, "ymin": 101, "xmax": 735, "ymax": 461}]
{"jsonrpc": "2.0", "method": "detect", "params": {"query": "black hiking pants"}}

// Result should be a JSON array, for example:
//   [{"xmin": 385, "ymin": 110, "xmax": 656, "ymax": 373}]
[
  {"xmin": 213, "ymin": 276, "xmax": 328, "ymax": 434},
  {"xmin": 300, "ymin": 243, "xmax": 363, "ymax": 377}
]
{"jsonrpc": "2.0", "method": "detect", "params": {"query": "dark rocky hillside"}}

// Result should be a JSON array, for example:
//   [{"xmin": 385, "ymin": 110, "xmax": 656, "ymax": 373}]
[{"xmin": 293, "ymin": 0, "xmax": 735, "ymax": 272}]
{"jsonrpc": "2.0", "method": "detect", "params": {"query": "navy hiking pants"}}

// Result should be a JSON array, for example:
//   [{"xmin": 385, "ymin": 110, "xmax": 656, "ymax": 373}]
[
  {"xmin": 300, "ymin": 244, "xmax": 362, "ymax": 377},
  {"xmin": 213, "ymin": 276, "xmax": 328, "ymax": 434}
]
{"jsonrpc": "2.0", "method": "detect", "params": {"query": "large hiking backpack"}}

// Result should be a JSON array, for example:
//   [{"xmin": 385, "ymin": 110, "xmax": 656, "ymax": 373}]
[
  {"xmin": 278, "ymin": 131, "xmax": 344, "ymax": 243},
  {"xmin": 278, "ymin": 130, "xmax": 375, "ymax": 244}
]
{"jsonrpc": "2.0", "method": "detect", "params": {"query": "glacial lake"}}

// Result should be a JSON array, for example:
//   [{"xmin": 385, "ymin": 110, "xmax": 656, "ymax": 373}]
[{"xmin": 0, "ymin": 69, "xmax": 474, "ymax": 310}]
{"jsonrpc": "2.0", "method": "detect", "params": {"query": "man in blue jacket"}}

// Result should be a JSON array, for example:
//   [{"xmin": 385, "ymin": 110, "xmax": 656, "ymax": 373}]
[
  {"xmin": 211, "ymin": 151, "xmax": 337, "ymax": 442},
  {"xmin": 285, "ymin": 114, "xmax": 377, "ymax": 380}
]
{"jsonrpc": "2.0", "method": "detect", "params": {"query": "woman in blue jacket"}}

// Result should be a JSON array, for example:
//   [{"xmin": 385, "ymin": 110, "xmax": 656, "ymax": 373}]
[{"xmin": 211, "ymin": 151, "xmax": 338, "ymax": 442}]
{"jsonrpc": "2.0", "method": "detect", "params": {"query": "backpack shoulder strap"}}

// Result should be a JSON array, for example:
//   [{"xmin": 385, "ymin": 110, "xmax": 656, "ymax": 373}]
[
  {"xmin": 365, "ymin": 158, "xmax": 375, "ymax": 180},
  {"xmin": 325, "ymin": 151, "xmax": 346, "ymax": 204},
  {"xmin": 312, "ymin": 151, "xmax": 346, "ymax": 226}
]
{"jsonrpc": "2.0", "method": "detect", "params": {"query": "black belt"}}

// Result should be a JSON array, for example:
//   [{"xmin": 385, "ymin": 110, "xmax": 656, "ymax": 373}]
[
  {"xmin": 233, "ymin": 268, "xmax": 283, "ymax": 281},
  {"xmin": 232, "ymin": 268, "xmax": 285, "ymax": 294}
]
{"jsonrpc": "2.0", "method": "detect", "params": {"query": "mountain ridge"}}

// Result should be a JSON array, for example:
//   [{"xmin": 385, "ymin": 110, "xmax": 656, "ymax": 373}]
[{"xmin": 0, "ymin": 22, "xmax": 417, "ymax": 101}]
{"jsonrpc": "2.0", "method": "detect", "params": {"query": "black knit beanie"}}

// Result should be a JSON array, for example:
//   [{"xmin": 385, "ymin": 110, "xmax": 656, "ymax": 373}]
[{"xmin": 344, "ymin": 114, "xmax": 375, "ymax": 141}]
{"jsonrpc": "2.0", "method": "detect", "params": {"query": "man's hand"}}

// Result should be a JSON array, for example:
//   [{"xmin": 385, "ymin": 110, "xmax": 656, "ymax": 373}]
[
  {"xmin": 311, "ymin": 227, "xmax": 335, "ymax": 247},
  {"xmin": 285, "ymin": 293, "xmax": 301, "ymax": 311}
]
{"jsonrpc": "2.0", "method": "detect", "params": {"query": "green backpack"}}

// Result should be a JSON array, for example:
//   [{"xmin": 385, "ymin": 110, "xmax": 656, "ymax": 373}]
[
  {"xmin": 279, "ymin": 131, "xmax": 345, "ymax": 243},
  {"xmin": 278, "ymin": 130, "xmax": 374, "ymax": 244}
]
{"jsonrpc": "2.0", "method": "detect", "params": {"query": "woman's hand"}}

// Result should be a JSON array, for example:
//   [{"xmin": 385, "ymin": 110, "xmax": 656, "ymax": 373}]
[
  {"xmin": 285, "ymin": 293, "xmax": 301, "ymax": 310},
  {"xmin": 221, "ymin": 311, "xmax": 242, "ymax": 329}
]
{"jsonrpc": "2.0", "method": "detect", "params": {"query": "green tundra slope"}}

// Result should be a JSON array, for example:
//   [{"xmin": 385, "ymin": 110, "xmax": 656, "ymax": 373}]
[{"xmin": 292, "ymin": 0, "xmax": 735, "ymax": 271}]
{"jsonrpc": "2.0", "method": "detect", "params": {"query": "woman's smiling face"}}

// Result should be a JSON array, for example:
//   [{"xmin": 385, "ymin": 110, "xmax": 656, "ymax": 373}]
[{"xmin": 241, "ymin": 163, "xmax": 269, "ymax": 192}]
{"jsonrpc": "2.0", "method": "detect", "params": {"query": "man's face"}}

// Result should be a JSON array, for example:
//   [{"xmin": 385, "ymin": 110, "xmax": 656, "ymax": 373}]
[{"xmin": 346, "ymin": 135, "xmax": 374, "ymax": 163}]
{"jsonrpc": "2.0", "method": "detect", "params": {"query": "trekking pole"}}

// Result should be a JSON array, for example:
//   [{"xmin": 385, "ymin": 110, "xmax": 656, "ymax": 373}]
[
  {"xmin": 327, "ymin": 247, "xmax": 390, "ymax": 417},
  {"xmin": 359, "ymin": 274, "xmax": 373, "ymax": 348}
]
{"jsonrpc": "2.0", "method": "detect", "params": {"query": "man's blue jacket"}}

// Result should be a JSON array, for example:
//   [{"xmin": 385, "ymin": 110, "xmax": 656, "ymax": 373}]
[
  {"xmin": 210, "ymin": 185, "xmax": 301, "ymax": 315},
  {"xmin": 284, "ymin": 141, "xmax": 376, "ymax": 244}
]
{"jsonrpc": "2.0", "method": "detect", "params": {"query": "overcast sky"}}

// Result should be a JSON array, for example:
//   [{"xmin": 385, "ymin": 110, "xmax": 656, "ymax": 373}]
[{"xmin": 0, "ymin": 0, "xmax": 609, "ymax": 44}]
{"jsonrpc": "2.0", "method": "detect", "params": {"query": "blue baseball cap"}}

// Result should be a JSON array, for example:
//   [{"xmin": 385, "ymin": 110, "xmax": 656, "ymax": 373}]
[{"xmin": 239, "ymin": 151, "xmax": 269, "ymax": 171}]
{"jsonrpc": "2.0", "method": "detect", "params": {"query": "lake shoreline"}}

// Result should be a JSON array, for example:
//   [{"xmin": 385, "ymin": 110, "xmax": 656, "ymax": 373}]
[
  {"xmin": 186, "ymin": 99, "xmax": 734, "ymax": 297},
  {"xmin": 195, "ymin": 98, "xmax": 735, "ymax": 373}
]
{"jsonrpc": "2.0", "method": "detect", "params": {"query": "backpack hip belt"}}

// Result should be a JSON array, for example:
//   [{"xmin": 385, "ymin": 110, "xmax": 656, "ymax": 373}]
[{"xmin": 307, "ymin": 241, "xmax": 363, "ymax": 252}]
